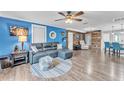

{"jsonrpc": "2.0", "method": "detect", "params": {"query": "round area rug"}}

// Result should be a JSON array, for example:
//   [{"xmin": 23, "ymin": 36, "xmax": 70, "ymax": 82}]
[{"xmin": 31, "ymin": 57, "xmax": 72, "ymax": 78}]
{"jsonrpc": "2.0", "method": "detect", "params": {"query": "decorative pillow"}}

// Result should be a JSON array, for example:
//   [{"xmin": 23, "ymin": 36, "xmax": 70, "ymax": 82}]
[
  {"xmin": 31, "ymin": 46, "xmax": 38, "ymax": 53},
  {"xmin": 57, "ymin": 44, "xmax": 62, "ymax": 49}
]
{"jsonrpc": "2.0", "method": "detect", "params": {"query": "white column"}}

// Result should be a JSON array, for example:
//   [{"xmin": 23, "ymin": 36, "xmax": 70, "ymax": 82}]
[{"xmin": 68, "ymin": 32, "xmax": 73, "ymax": 50}]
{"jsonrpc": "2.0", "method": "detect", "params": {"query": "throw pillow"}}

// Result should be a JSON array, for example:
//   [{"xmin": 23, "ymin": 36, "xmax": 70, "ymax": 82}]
[
  {"xmin": 57, "ymin": 44, "xmax": 62, "ymax": 49},
  {"xmin": 31, "ymin": 46, "xmax": 38, "ymax": 53}
]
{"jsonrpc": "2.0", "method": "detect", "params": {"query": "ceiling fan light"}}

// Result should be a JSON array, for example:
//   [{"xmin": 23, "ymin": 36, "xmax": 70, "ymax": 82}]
[
  {"xmin": 65, "ymin": 19, "xmax": 72, "ymax": 24},
  {"xmin": 112, "ymin": 32, "xmax": 114, "ymax": 35},
  {"xmin": 65, "ymin": 20, "xmax": 68, "ymax": 23},
  {"xmin": 69, "ymin": 20, "xmax": 72, "ymax": 23}
]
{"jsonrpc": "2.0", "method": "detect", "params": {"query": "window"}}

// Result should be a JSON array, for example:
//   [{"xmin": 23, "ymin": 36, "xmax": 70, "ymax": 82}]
[{"xmin": 32, "ymin": 24, "xmax": 46, "ymax": 43}]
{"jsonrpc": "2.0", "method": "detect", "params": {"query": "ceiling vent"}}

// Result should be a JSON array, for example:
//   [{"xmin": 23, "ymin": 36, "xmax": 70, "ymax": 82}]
[{"xmin": 113, "ymin": 17, "xmax": 124, "ymax": 22}]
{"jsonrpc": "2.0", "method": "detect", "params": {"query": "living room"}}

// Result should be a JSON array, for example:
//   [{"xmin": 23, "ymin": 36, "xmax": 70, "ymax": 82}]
[
  {"xmin": 0, "ymin": 11, "xmax": 124, "ymax": 81},
  {"xmin": 1, "ymin": 0, "xmax": 124, "ymax": 93}
]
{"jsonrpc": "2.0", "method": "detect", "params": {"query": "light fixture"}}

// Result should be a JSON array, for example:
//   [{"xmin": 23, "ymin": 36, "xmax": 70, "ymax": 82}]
[
  {"xmin": 110, "ymin": 26, "xmax": 114, "ymax": 42},
  {"xmin": 16, "ymin": 28, "xmax": 28, "ymax": 51},
  {"xmin": 65, "ymin": 19, "xmax": 72, "ymax": 24},
  {"xmin": 113, "ymin": 17, "xmax": 124, "ymax": 22},
  {"xmin": 16, "ymin": 28, "xmax": 28, "ymax": 36},
  {"xmin": 112, "ymin": 26, "xmax": 114, "ymax": 34},
  {"xmin": 18, "ymin": 36, "xmax": 27, "ymax": 51}
]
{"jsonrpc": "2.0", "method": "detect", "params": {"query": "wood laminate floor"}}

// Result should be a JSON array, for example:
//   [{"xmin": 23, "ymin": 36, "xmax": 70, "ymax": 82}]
[{"xmin": 1, "ymin": 50, "xmax": 124, "ymax": 81}]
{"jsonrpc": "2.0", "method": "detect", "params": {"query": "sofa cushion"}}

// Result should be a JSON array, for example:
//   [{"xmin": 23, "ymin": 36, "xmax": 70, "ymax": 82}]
[
  {"xmin": 43, "ymin": 47, "xmax": 57, "ymax": 51},
  {"xmin": 34, "ymin": 52, "xmax": 47, "ymax": 57},
  {"xmin": 58, "ymin": 49, "xmax": 73, "ymax": 59},
  {"xmin": 32, "ymin": 43, "xmax": 43, "ymax": 49},
  {"xmin": 45, "ymin": 50, "xmax": 58, "ymax": 58},
  {"xmin": 43, "ymin": 43, "xmax": 52, "ymax": 48}
]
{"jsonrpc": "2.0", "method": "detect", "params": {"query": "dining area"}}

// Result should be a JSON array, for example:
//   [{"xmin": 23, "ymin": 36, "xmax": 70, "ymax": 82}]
[{"xmin": 104, "ymin": 42, "xmax": 124, "ymax": 56}]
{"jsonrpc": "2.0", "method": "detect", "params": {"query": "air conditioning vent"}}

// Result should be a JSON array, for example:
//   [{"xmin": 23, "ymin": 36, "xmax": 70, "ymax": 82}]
[{"xmin": 113, "ymin": 17, "xmax": 124, "ymax": 22}]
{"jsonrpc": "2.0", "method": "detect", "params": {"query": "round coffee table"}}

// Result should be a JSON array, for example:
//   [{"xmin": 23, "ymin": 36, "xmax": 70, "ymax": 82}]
[{"xmin": 39, "ymin": 56, "xmax": 53, "ymax": 71}]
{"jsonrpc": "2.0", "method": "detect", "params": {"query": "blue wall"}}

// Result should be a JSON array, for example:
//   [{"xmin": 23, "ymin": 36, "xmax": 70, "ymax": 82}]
[
  {"xmin": 0, "ymin": 17, "xmax": 67, "ymax": 56},
  {"xmin": 0, "ymin": 17, "xmax": 32, "ymax": 56},
  {"xmin": 47, "ymin": 26, "xmax": 66, "ymax": 48}
]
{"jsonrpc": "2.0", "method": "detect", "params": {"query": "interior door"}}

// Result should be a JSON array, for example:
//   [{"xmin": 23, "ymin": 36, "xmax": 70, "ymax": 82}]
[{"xmin": 32, "ymin": 24, "xmax": 46, "ymax": 43}]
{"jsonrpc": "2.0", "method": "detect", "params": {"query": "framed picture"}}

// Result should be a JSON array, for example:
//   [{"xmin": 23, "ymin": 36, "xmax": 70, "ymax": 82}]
[
  {"xmin": 9, "ymin": 25, "xmax": 28, "ymax": 36},
  {"xmin": 75, "ymin": 34, "xmax": 80, "ymax": 40},
  {"xmin": 61, "ymin": 32, "xmax": 65, "ymax": 36}
]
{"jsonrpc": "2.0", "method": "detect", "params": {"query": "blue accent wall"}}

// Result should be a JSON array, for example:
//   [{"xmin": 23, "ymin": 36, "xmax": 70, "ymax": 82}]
[
  {"xmin": 0, "ymin": 17, "xmax": 67, "ymax": 56},
  {"xmin": 47, "ymin": 26, "xmax": 67, "ymax": 48},
  {"xmin": 0, "ymin": 17, "xmax": 32, "ymax": 56}
]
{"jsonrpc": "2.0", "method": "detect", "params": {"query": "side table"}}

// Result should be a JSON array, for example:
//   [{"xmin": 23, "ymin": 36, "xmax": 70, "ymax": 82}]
[
  {"xmin": 0, "ymin": 56, "xmax": 10, "ymax": 71},
  {"xmin": 11, "ymin": 51, "xmax": 28, "ymax": 67}
]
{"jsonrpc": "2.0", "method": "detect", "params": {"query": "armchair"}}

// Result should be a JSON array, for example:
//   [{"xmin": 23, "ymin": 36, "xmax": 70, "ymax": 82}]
[{"xmin": 112, "ymin": 42, "xmax": 124, "ymax": 56}]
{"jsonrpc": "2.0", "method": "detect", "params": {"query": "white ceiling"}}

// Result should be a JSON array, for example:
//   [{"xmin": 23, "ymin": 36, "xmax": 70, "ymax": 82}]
[{"xmin": 0, "ymin": 11, "xmax": 124, "ymax": 32}]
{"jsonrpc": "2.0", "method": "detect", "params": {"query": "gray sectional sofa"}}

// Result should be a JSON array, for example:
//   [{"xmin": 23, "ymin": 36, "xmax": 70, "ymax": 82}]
[{"xmin": 29, "ymin": 42, "xmax": 73, "ymax": 64}]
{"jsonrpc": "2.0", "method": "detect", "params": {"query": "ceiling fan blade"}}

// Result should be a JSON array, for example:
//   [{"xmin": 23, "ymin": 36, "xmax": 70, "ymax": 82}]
[
  {"xmin": 55, "ymin": 18, "xmax": 66, "ymax": 21},
  {"xmin": 73, "ymin": 18, "xmax": 82, "ymax": 21},
  {"xmin": 73, "ymin": 11, "xmax": 84, "ymax": 17},
  {"xmin": 58, "ymin": 12, "xmax": 66, "ymax": 17}
]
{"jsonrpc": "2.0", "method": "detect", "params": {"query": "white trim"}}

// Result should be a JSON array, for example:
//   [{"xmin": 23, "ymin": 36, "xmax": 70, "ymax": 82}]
[
  {"xmin": 68, "ymin": 32, "xmax": 73, "ymax": 50},
  {"xmin": 31, "ymin": 24, "xmax": 34, "ymax": 43},
  {"xmin": 44, "ymin": 26, "xmax": 47, "ymax": 42}
]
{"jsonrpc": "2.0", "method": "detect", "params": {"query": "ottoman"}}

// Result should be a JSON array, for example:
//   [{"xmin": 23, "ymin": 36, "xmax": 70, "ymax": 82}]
[
  {"xmin": 58, "ymin": 49, "xmax": 73, "ymax": 60},
  {"xmin": 39, "ymin": 56, "xmax": 53, "ymax": 71}
]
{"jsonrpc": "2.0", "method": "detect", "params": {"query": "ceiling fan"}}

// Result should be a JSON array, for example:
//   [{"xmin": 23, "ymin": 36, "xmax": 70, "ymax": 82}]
[{"xmin": 55, "ymin": 11, "xmax": 84, "ymax": 23}]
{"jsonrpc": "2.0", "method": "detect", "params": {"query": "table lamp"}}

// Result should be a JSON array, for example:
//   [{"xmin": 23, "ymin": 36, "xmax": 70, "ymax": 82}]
[
  {"xmin": 16, "ymin": 28, "xmax": 28, "ymax": 51},
  {"xmin": 18, "ymin": 36, "xmax": 27, "ymax": 50}
]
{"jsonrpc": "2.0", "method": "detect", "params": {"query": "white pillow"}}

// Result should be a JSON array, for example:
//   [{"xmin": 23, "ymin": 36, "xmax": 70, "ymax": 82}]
[
  {"xmin": 31, "ymin": 46, "xmax": 38, "ymax": 53},
  {"xmin": 57, "ymin": 44, "xmax": 62, "ymax": 49}
]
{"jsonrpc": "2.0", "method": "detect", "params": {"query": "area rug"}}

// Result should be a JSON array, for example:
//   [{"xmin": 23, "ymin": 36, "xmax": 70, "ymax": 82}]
[{"xmin": 31, "ymin": 57, "xmax": 72, "ymax": 78}]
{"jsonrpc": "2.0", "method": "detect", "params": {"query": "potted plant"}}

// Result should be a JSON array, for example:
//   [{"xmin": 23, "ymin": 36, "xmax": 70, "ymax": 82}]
[{"xmin": 14, "ymin": 45, "xmax": 19, "ymax": 52}]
